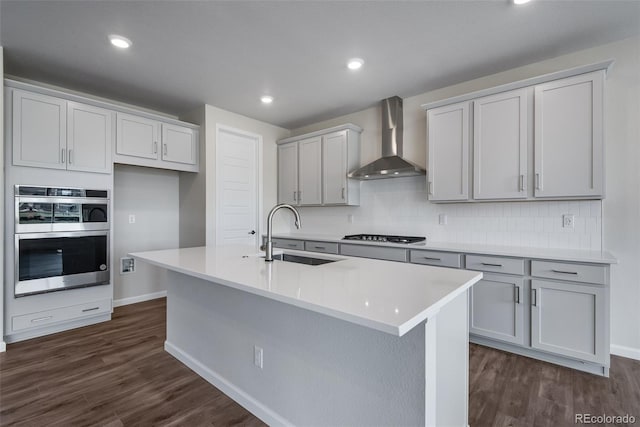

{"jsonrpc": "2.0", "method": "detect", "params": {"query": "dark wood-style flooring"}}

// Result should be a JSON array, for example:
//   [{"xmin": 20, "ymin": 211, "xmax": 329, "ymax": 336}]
[{"xmin": 1, "ymin": 298, "xmax": 638, "ymax": 426}]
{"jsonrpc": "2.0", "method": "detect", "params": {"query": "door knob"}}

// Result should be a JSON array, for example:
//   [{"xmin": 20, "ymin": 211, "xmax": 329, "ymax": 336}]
[{"xmin": 248, "ymin": 230, "xmax": 256, "ymax": 235}]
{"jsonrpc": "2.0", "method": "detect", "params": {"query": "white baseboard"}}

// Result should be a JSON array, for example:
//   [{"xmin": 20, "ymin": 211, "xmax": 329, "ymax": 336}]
[
  {"xmin": 113, "ymin": 290, "xmax": 167, "ymax": 308},
  {"xmin": 164, "ymin": 340, "xmax": 293, "ymax": 427},
  {"xmin": 0, "ymin": 341, "xmax": 6, "ymax": 353},
  {"xmin": 611, "ymin": 344, "xmax": 640, "ymax": 361}
]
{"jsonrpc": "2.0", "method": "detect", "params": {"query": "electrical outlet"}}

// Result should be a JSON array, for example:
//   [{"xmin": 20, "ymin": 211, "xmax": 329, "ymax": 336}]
[
  {"xmin": 254, "ymin": 345, "xmax": 263, "ymax": 369},
  {"xmin": 128, "ymin": 214, "xmax": 136, "ymax": 224},
  {"xmin": 562, "ymin": 214, "xmax": 575, "ymax": 229},
  {"xmin": 120, "ymin": 257, "xmax": 135, "ymax": 274},
  {"xmin": 439, "ymin": 214, "xmax": 448, "ymax": 225}
]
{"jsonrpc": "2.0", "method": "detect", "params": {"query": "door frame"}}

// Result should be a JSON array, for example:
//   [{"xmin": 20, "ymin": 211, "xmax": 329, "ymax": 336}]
[{"xmin": 214, "ymin": 124, "xmax": 263, "ymax": 247}]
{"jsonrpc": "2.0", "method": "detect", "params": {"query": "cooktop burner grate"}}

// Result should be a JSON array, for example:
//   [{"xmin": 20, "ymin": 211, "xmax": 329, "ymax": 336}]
[{"xmin": 342, "ymin": 234, "xmax": 426, "ymax": 244}]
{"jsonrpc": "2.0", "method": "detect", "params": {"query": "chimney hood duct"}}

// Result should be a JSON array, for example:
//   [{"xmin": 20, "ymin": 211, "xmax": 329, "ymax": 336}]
[{"xmin": 348, "ymin": 96, "xmax": 426, "ymax": 180}]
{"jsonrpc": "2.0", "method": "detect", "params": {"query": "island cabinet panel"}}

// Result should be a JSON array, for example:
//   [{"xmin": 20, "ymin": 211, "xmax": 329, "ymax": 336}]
[
  {"xmin": 427, "ymin": 101, "xmax": 470, "ymax": 201},
  {"xmin": 12, "ymin": 89, "xmax": 67, "ymax": 170},
  {"xmin": 470, "ymin": 273, "xmax": 525, "ymax": 345},
  {"xmin": 534, "ymin": 71, "xmax": 604, "ymax": 198},
  {"xmin": 531, "ymin": 280, "xmax": 606, "ymax": 365},
  {"xmin": 473, "ymin": 88, "xmax": 528, "ymax": 200},
  {"xmin": 339, "ymin": 243, "xmax": 407, "ymax": 262}
]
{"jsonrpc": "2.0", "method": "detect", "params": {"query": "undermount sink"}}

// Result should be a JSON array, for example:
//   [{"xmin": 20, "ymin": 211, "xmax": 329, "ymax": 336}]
[{"xmin": 272, "ymin": 253, "xmax": 339, "ymax": 266}]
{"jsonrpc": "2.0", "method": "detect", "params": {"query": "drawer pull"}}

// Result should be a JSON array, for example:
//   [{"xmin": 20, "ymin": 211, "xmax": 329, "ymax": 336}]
[
  {"xmin": 31, "ymin": 316, "xmax": 53, "ymax": 323},
  {"xmin": 423, "ymin": 257, "xmax": 442, "ymax": 261},
  {"xmin": 287, "ymin": 243, "xmax": 298, "ymax": 247},
  {"xmin": 82, "ymin": 307, "xmax": 100, "ymax": 313},
  {"xmin": 481, "ymin": 262, "xmax": 503, "ymax": 267},
  {"xmin": 551, "ymin": 269, "xmax": 578, "ymax": 275},
  {"xmin": 313, "ymin": 246, "xmax": 326, "ymax": 250}
]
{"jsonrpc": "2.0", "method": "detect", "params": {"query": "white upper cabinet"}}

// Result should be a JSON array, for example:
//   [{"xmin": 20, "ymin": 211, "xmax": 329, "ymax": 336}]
[
  {"xmin": 298, "ymin": 137, "xmax": 322, "ymax": 205},
  {"xmin": 277, "ymin": 124, "xmax": 361, "ymax": 206},
  {"xmin": 323, "ymin": 131, "xmax": 348, "ymax": 205},
  {"xmin": 114, "ymin": 112, "xmax": 199, "ymax": 172},
  {"xmin": 12, "ymin": 89, "xmax": 67, "ymax": 170},
  {"xmin": 12, "ymin": 90, "xmax": 112, "ymax": 174},
  {"xmin": 116, "ymin": 112, "xmax": 160, "ymax": 160},
  {"xmin": 162, "ymin": 123, "xmax": 197, "ymax": 165},
  {"xmin": 423, "ymin": 62, "xmax": 609, "ymax": 202},
  {"xmin": 427, "ymin": 101, "xmax": 470, "ymax": 201},
  {"xmin": 67, "ymin": 101, "xmax": 113, "ymax": 174},
  {"xmin": 278, "ymin": 143, "xmax": 298, "ymax": 205},
  {"xmin": 534, "ymin": 71, "xmax": 604, "ymax": 198},
  {"xmin": 473, "ymin": 89, "xmax": 528, "ymax": 200}
]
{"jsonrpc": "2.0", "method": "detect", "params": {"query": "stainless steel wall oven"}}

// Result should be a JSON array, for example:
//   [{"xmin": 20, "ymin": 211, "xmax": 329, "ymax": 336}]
[{"xmin": 15, "ymin": 185, "xmax": 110, "ymax": 297}]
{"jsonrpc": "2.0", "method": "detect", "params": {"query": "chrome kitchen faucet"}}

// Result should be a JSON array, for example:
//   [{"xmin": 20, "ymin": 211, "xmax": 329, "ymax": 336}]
[{"xmin": 263, "ymin": 204, "xmax": 301, "ymax": 262}]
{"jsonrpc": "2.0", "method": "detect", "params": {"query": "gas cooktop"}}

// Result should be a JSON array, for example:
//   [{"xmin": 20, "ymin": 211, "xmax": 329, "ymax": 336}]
[{"xmin": 342, "ymin": 234, "xmax": 426, "ymax": 244}]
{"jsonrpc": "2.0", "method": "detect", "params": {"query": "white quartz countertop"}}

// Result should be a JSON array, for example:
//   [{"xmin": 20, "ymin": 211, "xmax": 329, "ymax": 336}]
[
  {"xmin": 270, "ymin": 233, "xmax": 617, "ymax": 264},
  {"xmin": 130, "ymin": 245, "xmax": 482, "ymax": 337}
]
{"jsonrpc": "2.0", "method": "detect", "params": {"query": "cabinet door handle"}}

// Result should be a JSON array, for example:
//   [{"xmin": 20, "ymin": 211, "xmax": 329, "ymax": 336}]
[
  {"xmin": 515, "ymin": 286, "xmax": 520, "ymax": 304},
  {"xmin": 519, "ymin": 174, "xmax": 525, "ymax": 191},
  {"xmin": 61, "ymin": 148, "xmax": 66, "ymax": 164},
  {"xmin": 423, "ymin": 257, "xmax": 442, "ymax": 261},
  {"xmin": 341, "ymin": 187, "xmax": 345, "ymax": 200},
  {"xmin": 293, "ymin": 191, "xmax": 297, "ymax": 202},
  {"xmin": 531, "ymin": 289, "xmax": 537, "ymax": 307},
  {"xmin": 535, "ymin": 173, "xmax": 542, "ymax": 190},
  {"xmin": 68, "ymin": 149, "xmax": 73, "ymax": 164},
  {"xmin": 82, "ymin": 307, "xmax": 100, "ymax": 313},
  {"xmin": 428, "ymin": 181, "xmax": 434, "ymax": 195},
  {"xmin": 31, "ymin": 316, "xmax": 53, "ymax": 323},
  {"xmin": 153, "ymin": 141, "xmax": 158, "ymax": 153},
  {"xmin": 163, "ymin": 143, "xmax": 168, "ymax": 156},
  {"xmin": 551, "ymin": 269, "xmax": 578, "ymax": 275},
  {"xmin": 480, "ymin": 262, "xmax": 503, "ymax": 267}
]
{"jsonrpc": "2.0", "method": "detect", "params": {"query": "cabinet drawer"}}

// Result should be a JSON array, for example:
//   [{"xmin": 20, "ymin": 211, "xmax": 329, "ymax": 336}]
[
  {"xmin": 340, "ymin": 244, "xmax": 407, "ymax": 262},
  {"xmin": 465, "ymin": 254, "xmax": 524, "ymax": 275},
  {"xmin": 12, "ymin": 299, "xmax": 112, "ymax": 332},
  {"xmin": 531, "ymin": 260, "xmax": 607, "ymax": 285},
  {"xmin": 272, "ymin": 238, "xmax": 304, "ymax": 250},
  {"xmin": 304, "ymin": 241, "xmax": 339, "ymax": 254},
  {"xmin": 410, "ymin": 250, "xmax": 461, "ymax": 268}
]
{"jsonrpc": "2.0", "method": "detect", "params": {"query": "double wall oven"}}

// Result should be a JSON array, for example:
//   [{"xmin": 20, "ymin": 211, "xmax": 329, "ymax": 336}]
[{"xmin": 15, "ymin": 185, "xmax": 110, "ymax": 297}]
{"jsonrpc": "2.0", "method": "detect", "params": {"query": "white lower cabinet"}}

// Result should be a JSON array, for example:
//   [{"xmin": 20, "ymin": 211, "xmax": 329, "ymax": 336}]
[
  {"xmin": 470, "ymin": 273, "xmax": 525, "ymax": 345},
  {"xmin": 12, "ymin": 299, "xmax": 112, "ymax": 332},
  {"xmin": 531, "ymin": 280, "xmax": 606, "ymax": 365}
]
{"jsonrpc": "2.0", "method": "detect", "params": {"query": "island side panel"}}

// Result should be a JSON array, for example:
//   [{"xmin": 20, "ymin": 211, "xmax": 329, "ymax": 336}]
[
  {"xmin": 164, "ymin": 270, "xmax": 426, "ymax": 427},
  {"xmin": 433, "ymin": 290, "xmax": 469, "ymax": 426}
]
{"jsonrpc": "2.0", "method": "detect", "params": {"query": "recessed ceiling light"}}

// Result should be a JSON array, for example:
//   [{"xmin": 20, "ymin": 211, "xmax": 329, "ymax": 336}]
[
  {"xmin": 513, "ymin": 0, "xmax": 531, "ymax": 4},
  {"xmin": 109, "ymin": 34, "xmax": 132, "ymax": 49},
  {"xmin": 261, "ymin": 95, "xmax": 274, "ymax": 104},
  {"xmin": 347, "ymin": 58, "xmax": 364, "ymax": 70}
]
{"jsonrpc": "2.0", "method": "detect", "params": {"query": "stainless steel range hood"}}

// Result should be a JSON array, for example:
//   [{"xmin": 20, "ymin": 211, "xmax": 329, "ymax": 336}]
[{"xmin": 349, "ymin": 96, "xmax": 426, "ymax": 180}]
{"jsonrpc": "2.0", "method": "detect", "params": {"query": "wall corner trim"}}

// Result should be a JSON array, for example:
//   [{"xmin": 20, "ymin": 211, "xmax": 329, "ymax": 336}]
[{"xmin": 0, "ymin": 341, "xmax": 6, "ymax": 353}]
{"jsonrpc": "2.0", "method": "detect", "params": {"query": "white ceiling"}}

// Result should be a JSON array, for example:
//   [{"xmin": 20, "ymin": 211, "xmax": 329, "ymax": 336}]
[{"xmin": 1, "ymin": 1, "xmax": 639, "ymax": 129}]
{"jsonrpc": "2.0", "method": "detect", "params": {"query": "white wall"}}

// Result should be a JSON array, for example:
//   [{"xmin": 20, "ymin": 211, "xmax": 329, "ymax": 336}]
[
  {"xmin": 179, "ymin": 106, "xmax": 206, "ymax": 248},
  {"xmin": 290, "ymin": 36, "xmax": 640, "ymax": 356},
  {"xmin": 203, "ymin": 105, "xmax": 290, "ymax": 246},
  {"xmin": 113, "ymin": 164, "xmax": 179, "ymax": 303}
]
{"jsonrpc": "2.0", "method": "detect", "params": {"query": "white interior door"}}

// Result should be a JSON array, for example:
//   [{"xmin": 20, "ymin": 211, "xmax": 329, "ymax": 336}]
[{"xmin": 216, "ymin": 125, "xmax": 261, "ymax": 246}]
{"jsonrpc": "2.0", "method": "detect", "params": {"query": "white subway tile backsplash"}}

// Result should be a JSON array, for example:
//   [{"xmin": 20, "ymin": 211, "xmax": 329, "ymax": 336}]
[{"xmin": 292, "ymin": 178, "xmax": 602, "ymax": 251}]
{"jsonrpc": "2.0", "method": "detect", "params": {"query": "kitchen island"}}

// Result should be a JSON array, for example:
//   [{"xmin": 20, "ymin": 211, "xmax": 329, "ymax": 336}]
[{"xmin": 131, "ymin": 245, "xmax": 482, "ymax": 427}]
